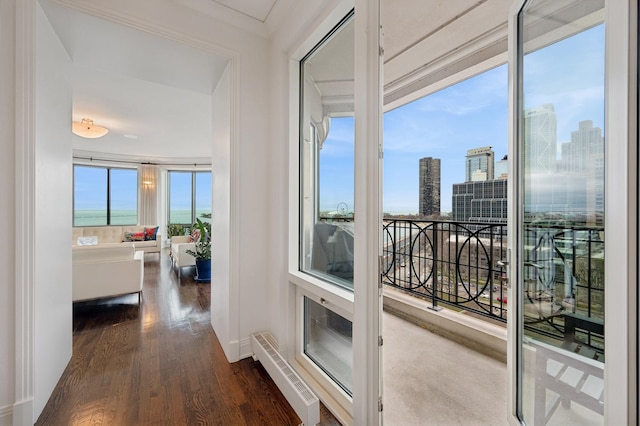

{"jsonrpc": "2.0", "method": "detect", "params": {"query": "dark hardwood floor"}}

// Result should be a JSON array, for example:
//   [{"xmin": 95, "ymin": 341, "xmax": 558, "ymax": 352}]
[{"xmin": 37, "ymin": 251, "xmax": 340, "ymax": 425}]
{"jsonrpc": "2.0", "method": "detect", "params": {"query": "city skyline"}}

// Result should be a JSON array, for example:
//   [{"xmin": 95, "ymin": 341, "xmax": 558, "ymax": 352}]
[{"xmin": 319, "ymin": 23, "xmax": 603, "ymax": 215}]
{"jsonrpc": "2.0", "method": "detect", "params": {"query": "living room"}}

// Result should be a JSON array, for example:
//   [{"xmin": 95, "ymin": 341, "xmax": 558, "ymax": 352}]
[{"xmin": 19, "ymin": 1, "xmax": 227, "ymax": 419}]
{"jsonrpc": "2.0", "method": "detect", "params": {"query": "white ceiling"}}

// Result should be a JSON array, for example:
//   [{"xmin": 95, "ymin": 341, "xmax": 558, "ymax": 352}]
[
  {"xmin": 41, "ymin": 1, "xmax": 229, "ymax": 163},
  {"xmin": 40, "ymin": 0, "xmax": 514, "ymax": 162},
  {"xmin": 211, "ymin": 0, "xmax": 277, "ymax": 22}
]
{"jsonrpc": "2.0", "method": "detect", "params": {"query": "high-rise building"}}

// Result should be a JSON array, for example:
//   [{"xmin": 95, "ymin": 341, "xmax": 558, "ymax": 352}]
[
  {"xmin": 419, "ymin": 157, "xmax": 441, "ymax": 217},
  {"xmin": 560, "ymin": 120, "xmax": 604, "ymax": 173},
  {"xmin": 452, "ymin": 179, "xmax": 507, "ymax": 223},
  {"xmin": 495, "ymin": 155, "xmax": 508, "ymax": 179},
  {"xmin": 524, "ymin": 104, "xmax": 557, "ymax": 173},
  {"xmin": 465, "ymin": 146, "xmax": 494, "ymax": 182},
  {"xmin": 559, "ymin": 120, "xmax": 605, "ymax": 226}
]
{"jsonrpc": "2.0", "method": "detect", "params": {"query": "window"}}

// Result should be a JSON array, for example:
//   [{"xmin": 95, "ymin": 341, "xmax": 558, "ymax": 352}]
[
  {"xmin": 300, "ymin": 13, "xmax": 355, "ymax": 292},
  {"xmin": 304, "ymin": 297, "xmax": 353, "ymax": 395},
  {"xmin": 73, "ymin": 165, "xmax": 138, "ymax": 226},
  {"xmin": 168, "ymin": 170, "xmax": 212, "ymax": 225},
  {"xmin": 297, "ymin": 10, "xmax": 355, "ymax": 402}
]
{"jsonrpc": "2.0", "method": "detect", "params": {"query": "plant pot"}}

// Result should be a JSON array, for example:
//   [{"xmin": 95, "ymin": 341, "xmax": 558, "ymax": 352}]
[{"xmin": 194, "ymin": 259, "xmax": 211, "ymax": 283}]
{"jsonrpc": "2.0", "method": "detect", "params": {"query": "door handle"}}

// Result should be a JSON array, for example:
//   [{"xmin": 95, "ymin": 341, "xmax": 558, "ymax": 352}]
[
  {"xmin": 497, "ymin": 260, "xmax": 509, "ymax": 267},
  {"xmin": 524, "ymin": 261, "xmax": 544, "ymax": 269}
]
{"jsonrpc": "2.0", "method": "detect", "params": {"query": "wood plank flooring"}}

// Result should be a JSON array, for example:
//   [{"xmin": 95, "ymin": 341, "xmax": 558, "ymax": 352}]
[{"xmin": 36, "ymin": 251, "xmax": 338, "ymax": 425}]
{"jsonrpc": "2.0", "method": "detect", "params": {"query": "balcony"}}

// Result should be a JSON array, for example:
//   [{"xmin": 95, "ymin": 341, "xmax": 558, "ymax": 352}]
[{"xmin": 378, "ymin": 218, "xmax": 605, "ymax": 425}]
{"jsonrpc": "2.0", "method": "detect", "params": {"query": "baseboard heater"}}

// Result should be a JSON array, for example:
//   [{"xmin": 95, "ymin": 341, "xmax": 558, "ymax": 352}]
[{"xmin": 251, "ymin": 332, "xmax": 320, "ymax": 426}]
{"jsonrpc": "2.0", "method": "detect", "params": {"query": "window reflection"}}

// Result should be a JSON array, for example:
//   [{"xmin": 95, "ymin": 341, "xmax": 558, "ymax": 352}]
[
  {"xmin": 300, "ymin": 13, "xmax": 355, "ymax": 291},
  {"xmin": 303, "ymin": 297, "xmax": 353, "ymax": 395},
  {"xmin": 518, "ymin": 0, "xmax": 605, "ymax": 424}
]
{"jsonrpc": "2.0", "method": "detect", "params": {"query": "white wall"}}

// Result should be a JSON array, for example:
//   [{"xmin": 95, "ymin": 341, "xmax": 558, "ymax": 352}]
[
  {"xmin": 211, "ymin": 64, "xmax": 233, "ymax": 357},
  {"xmin": 33, "ymin": 3, "xmax": 73, "ymax": 419},
  {"xmin": 0, "ymin": 0, "xmax": 16, "ymax": 423}
]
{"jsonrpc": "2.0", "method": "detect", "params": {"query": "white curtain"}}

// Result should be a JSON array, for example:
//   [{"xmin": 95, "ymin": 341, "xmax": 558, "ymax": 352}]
[{"xmin": 138, "ymin": 164, "xmax": 159, "ymax": 225}]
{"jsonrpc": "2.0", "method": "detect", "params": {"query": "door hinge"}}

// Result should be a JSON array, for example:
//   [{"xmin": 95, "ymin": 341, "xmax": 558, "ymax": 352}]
[
  {"xmin": 379, "ymin": 46, "xmax": 384, "ymax": 57},
  {"xmin": 378, "ymin": 397, "xmax": 383, "ymax": 412},
  {"xmin": 378, "ymin": 336, "xmax": 383, "ymax": 347}
]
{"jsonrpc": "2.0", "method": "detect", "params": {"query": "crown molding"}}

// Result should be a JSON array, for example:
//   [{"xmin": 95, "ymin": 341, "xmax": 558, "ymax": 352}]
[{"xmin": 42, "ymin": 0, "xmax": 238, "ymax": 58}]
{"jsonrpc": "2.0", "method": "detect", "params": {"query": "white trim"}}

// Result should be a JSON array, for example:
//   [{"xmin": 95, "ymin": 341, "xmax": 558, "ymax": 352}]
[
  {"xmin": 227, "ymin": 54, "xmax": 241, "ymax": 363},
  {"xmin": 506, "ymin": 1, "xmax": 524, "ymax": 423},
  {"xmin": 9, "ymin": 399, "xmax": 32, "ymax": 426},
  {"xmin": 352, "ymin": 0, "xmax": 382, "ymax": 423},
  {"xmin": 238, "ymin": 337, "xmax": 252, "ymax": 360},
  {"xmin": 0, "ymin": 404, "xmax": 12, "ymax": 426},
  {"xmin": 15, "ymin": 0, "xmax": 36, "ymax": 423},
  {"xmin": 604, "ymin": 0, "xmax": 638, "ymax": 424},
  {"xmin": 288, "ymin": 271, "xmax": 354, "ymax": 315}
]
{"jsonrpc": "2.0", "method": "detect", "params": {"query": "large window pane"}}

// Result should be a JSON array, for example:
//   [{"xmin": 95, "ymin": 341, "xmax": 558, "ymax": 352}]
[
  {"xmin": 73, "ymin": 165, "xmax": 138, "ymax": 226},
  {"xmin": 168, "ymin": 170, "xmax": 211, "ymax": 225},
  {"xmin": 303, "ymin": 297, "xmax": 353, "ymax": 395},
  {"xmin": 300, "ymin": 13, "xmax": 355, "ymax": 291},
  {"xmin": 195, "ymin": 171, "xmax": 212, "ymax": 224},
  {"xmin": 169, "ymin": 172, "xmax": 193, "ymax": 225},
  {"xmin": 110, "ymin": 169, "xmax": 138, "ymax": 225},
  {"xmin": 74, "ymin": 166, "xmax": 107, "ymax": 226},
  {"xmin": 517, "ymin": 1, "xmax": 605, "ymax": 424}
]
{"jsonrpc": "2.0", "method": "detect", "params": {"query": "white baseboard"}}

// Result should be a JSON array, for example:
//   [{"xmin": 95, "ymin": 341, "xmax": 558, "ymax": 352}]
[
  {"xmin": 7, "ymin": 398, "xmax": 33, "ymax": 426},
  {"xmin": 0, "ymin": 404, "xmax": 12, "ymax": 426},
  {"xmin": 239, "ymin": 337, "xmax": 252, "ymax": 360}
]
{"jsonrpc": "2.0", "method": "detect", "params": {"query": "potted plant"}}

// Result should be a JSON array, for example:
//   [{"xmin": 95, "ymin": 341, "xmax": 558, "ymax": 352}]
[{"xmin": 185, "ymin": 218, "xmax": 211, "ymax": 282}]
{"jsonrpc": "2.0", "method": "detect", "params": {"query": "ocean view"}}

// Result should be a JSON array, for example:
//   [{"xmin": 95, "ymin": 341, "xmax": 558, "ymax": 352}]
[{"xmin": 74, "ymin": 210, "xmax": 211, "ymax": 226}]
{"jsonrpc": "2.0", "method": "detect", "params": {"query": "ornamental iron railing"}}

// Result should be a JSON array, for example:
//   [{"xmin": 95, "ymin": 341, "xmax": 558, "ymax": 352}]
[
  {"xmin": 382, "ymin": 220, "xmax": 508, "ymax": 320},
  {"xmin": 381, "ymin": 219, "xmax": 604, "ymax": 355}
]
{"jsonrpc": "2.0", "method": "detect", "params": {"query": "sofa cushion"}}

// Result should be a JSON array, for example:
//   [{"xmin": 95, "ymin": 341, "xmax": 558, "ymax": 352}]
[
  {"xmin": 72, "ymin": 228, "xmax": 85, "ymax": 244},
  {"xmin": 190, "ymin": 228, "xmax": 201, "ymax": 243},
  {"xmin": 144, "ymin": 226, "xmax": 159, "ymax": 241},
  {"xmin": 80, "ymin": 226, "xmax": 126, "ymax": 244},
  {"xmin": 124, "ymin": 231, "xmax": 145, "ymax": 242},
  {"xmin": 77, "ymin": 236, "xmax": 99, "ymax": 246},
  {"xmin": 134, "ymin": 240, "xmax": 158, "ymax": 248},
  {"xmin": 73, "ymin": 243, "xmax": 136, "ymax": 263}
]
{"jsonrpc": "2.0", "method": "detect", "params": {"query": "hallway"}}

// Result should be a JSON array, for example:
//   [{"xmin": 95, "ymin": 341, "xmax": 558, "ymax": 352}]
[{"xmin": 36, "ymin": 253, "xmax": 301, "ymax": 425}]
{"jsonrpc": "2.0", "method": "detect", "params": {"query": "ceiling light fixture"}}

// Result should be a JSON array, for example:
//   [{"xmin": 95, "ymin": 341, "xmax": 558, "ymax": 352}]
[{"xmin": 72, "ymin": 118, "xmax": 109, "ymax": 139}]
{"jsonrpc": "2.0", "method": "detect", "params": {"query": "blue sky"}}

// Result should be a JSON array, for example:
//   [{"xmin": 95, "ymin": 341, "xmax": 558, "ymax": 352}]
[{"xmin": 320, "ymin": 23, "xmax": 604, "ymax": 214}]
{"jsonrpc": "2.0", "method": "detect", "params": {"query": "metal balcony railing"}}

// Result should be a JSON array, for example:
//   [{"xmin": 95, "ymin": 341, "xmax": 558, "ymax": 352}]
[
  {"xmin": 382, "ymin": 219, "xmax": 509, "ymax": 320},
  {"xmin": 381, "ymin": 218, "xmax": 605, "ymax": 355},
  {"xmin": 315, "ymin": 216, "xmax": 605, "ymax": 355}
]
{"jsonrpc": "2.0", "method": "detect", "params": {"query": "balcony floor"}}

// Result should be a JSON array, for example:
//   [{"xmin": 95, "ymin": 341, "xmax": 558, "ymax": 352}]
[{"xmin": 383, "ymin": 310, "xmax": 509, "ymax": 426}]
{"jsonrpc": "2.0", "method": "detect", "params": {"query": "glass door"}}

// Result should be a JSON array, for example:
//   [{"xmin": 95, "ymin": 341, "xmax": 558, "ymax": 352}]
[{"xmin": 511, "ymin": 0, "xmax": 607, "ymax": 424}]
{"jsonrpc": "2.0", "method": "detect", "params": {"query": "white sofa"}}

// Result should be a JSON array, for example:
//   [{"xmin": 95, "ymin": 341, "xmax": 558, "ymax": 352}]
[
  {"xmin": 170, "ymin": 235, "xmax": 196, "ymax": 277},
  {"xmin": 72, "ymin": 225, "xmax": 161, "ymax": 254},
  {"xmin": 72, "ymin": 244, "xmax": 144, "ymax": 302}
]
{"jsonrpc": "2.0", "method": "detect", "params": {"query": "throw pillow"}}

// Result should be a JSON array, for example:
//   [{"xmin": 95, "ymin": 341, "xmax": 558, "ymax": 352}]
[
  {"xmin": 144, "ymin": 226, "xmax": 159, "ymax": 241},
  {"xmin": 124, "ymin": 231, "xmax": 145, "ymax": 242},
  {"xmin": 189, "ymin": 228, "xmax": 201, "ymax": 243},
  {"xmin": 77, "ymin": 236, "xmax": 98, "ymax": 246}
]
